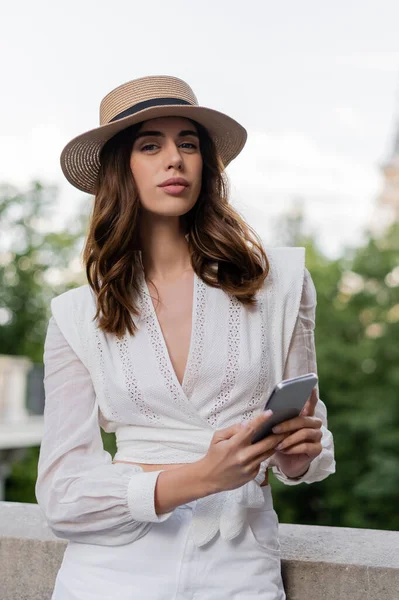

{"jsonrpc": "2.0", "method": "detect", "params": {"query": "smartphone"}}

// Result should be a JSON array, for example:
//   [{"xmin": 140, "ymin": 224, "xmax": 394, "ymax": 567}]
[{"xmin": 250, "ymin": 373, "xmax": 318, "ymax": 444}]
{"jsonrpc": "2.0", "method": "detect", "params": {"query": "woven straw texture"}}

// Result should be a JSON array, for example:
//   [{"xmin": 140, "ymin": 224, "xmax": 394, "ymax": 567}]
[{"xmin": 60, "ymin": 76, "xmax": 247, "ymax": 194}]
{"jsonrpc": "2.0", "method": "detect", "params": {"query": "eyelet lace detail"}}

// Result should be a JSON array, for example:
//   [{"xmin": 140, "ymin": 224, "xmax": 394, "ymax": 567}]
[
  {"xmin": 138, "ymin": 275, "xmax": 196, "ymax": 420},
  {"xmin": 116, "ymin": 334, "xmax": 160, "ymax": 424},
  {"xmin": 242, "ymin": 252, "xmax": 277, "ymax": 421},
  {"xmin": 242, "ymin": 295, "xmax": 268, "ymax": 422},
  {"xmin": 182, "ymin": 277, "xmax": 206, "ymax": 398},
  {"xmin": 207, "ymin": 296, "xmax": 241, "ymax": 428}
]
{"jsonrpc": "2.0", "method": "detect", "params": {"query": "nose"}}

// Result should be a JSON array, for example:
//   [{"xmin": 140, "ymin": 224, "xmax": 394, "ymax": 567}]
[{"xmin": 165, "ymin": 141, "xmax": 183, "ymax": 170}]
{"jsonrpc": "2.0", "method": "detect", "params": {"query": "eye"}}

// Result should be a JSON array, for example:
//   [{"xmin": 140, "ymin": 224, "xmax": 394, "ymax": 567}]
[
  {"xmin": 139, "ymin": 141, "xmax": 198, "ymax": 152},
  {"xmin": 180, "ymin": 142, "xmax": 198, "ymax": 150},
  {"xmin": 141, "ymin": 143, "xmax": 158, "ymax": 152}
]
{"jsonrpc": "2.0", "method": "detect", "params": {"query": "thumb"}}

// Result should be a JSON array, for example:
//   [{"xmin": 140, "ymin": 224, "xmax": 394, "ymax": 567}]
[{"xmin": 301, "ymin": 386, "xmax": 318, "ymax": 417}]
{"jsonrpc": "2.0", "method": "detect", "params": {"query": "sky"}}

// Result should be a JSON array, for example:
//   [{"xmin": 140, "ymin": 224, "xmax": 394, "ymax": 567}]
[{"xmin": 1, "ymin": 0, "xmax": 399, "ymax": 258}]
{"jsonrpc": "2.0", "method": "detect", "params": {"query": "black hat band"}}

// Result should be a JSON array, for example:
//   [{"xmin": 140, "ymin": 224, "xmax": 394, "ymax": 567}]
[{"xmin": 109, "ymin": 98, "xmax": 192, "ymax": 123}]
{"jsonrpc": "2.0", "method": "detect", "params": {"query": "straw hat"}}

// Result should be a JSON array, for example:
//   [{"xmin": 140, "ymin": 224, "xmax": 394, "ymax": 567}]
[{"xmin": 60, "ymin": 75, "xmax": 247, "ymax": 194}]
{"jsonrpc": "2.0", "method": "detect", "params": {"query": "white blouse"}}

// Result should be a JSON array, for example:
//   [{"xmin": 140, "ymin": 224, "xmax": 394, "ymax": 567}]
[{"xmin": 35, "ymin": 248, "xmax": 335, "ymax": 548}]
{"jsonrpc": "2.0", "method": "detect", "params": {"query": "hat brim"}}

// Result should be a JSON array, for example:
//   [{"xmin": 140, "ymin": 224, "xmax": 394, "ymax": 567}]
[{"xmin": 60, "ymin": 105, "xmax": 247, "ymax": 194}]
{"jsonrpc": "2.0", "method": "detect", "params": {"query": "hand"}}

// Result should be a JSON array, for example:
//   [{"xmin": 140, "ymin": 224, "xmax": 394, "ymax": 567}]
[
  {"xmin": 271, "ymin": 387, "xmax": 323, "ymax": 478},
  {"xmin": 200, "ymin": 410, "xmax": 290, "ymax": 494}
]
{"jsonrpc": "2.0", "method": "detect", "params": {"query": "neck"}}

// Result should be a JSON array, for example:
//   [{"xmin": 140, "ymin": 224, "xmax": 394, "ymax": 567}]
[{"xmin": 139, "ymin": 214, "xmax": 192, "ymax": 282}]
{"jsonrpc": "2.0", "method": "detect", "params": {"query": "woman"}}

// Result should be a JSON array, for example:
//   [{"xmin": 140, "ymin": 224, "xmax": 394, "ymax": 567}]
[{"xmin": 36, "ymin": 75, "xmax": 335, "ymax": 599}]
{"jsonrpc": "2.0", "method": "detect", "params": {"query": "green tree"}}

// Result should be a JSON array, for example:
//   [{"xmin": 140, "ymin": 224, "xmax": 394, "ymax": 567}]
[
  {"xmin": 0, "ymin": 182, "xmax": 88, "ymax": 361},
  {"xmin": 0, "ymin": 182, "xmax": 104, "ymax": 503},
  {"xmin": 4, "ymin": 186, "xmax": 399, "ymax": 532},
  {"xmin": 271, "ymin": 207, "xmax": 399, "ymax": 531}
]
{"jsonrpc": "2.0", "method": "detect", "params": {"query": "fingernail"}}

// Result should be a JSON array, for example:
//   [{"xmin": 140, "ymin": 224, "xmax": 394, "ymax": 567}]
[
  {"xmin": 272, "ymin": 425, "xmax": 282, "ymax": 433},
  {"xmin": 276, "ymin": 443, "xmax": 283, "ymax": 450},
  {"xmin": 264, "ymin": 409, "xmax": 273, "ymax": 418}
]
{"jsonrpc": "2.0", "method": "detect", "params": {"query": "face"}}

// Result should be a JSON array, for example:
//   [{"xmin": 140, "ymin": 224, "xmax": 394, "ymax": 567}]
[{"xmin": 130, "ymin": 116, "xmax": 203, "ymax": 218}]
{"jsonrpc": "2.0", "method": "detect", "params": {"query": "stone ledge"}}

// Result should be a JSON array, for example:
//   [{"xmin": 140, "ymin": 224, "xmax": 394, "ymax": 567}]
[{"xmin": 0, "ymin": 502, "xmax": 398, "ymax": 600}]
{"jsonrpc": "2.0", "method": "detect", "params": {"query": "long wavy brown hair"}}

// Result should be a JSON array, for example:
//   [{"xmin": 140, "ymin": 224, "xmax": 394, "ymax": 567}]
[{"xmin": 83, "ymin": 119, "xmax": 270, "ymax": 337}]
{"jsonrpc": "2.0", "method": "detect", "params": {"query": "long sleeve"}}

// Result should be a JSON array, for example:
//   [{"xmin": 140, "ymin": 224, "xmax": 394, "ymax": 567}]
[
  {"xmin": 35, "ymin": 316, "xmax": 173, "ymax": 546},
  {"xmin": 270, "ymin": 268, "xmax": 336, "ymax": 485}
]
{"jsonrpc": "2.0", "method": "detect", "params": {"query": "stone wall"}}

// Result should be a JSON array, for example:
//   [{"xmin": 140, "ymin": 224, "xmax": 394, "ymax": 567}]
[{"xmin": 0, "ymin": 501, "xmax": 398, "ymax": 599}]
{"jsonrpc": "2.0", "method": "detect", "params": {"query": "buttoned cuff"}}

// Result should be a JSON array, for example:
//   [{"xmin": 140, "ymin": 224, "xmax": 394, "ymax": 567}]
[
  {"xmin": 272, "ymin": 446, "xmax": 336, "ymax": 486},
  {"xmin": 127, "ymin": 469, "xmax": 174, "ymax": 522},
  {"xmin": 271, "ymin": 423, "xmax": 336, "ymax": 486},
  {"xmin": 272, "ymin": 457, "xmax": 317, "ymax": 485}
]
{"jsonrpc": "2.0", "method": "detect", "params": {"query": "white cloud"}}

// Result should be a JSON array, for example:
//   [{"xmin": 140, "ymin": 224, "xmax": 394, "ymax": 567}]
[
  {"xmin": 0, "ymin": 122, "xmax": 66, "ymax": 186},
  {"xmin": 0, "ymin": 122, "xmax": 88, "ymax": 232},
  {"xmin": 0, "ymin": 121, "xmax": 386, "ymax": 259},
  {"xmin": 336, "ymin": 52, "xmax": 399, "ymax": 72},
  {"xmin": 226, "ymin": 130, "xmax": 383, "ymax": 257},
  {"xmin": 334, "ymin": 106, "xmax": 372, "ymax": 136}
]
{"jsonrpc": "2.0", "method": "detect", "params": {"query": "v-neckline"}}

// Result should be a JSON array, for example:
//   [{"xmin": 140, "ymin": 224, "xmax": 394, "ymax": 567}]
[{"xmin": 140, "ymin": 269, "xmax": 198, "ymax": 399}]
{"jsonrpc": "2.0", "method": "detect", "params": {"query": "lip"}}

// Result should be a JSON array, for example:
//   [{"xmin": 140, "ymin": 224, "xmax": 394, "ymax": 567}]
[
  {"xmin": 160, "ymin": 184, "xmax": 188, "ymax": 196},
  {"xmin": 158, "ymin": 177, "xmax": 189, "ymax": 187}
]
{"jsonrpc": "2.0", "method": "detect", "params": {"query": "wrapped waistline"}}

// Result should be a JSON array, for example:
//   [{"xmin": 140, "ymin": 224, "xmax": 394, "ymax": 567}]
[{"xmin": 189, "ymin": 462, "xmax": 274, "ymax": 547}]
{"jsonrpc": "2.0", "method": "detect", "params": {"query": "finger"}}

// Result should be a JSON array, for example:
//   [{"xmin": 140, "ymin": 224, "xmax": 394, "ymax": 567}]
[
  {"xmin": 301, "ymin": 387, "xmax": 318, "ymax": 417},
  {"xmin": 272, "ymin": 415, "xmax": 322, "ymax": 435},
  {"xmin": 236, "ymin": 410, "xmax": 274, "ymax": 443},
  {"xmin": 249, "ymin": 432, "xmax": 290, "ymax": 459},
  {"xmin": 237, "ymin": 432, "xmax": 289, "ymax": 467},
  {"xmin": 276, "ymin": 441, "xmax": 322, "ymax": 458},
  {"xmin": 213, "ymin": 423, "xmax": 243, "ymax": 443},
  {"xmin": 275, "ymin": 427, "xmax": 322, "ymax": 452},
  {"xmin": 248, "ymin": 448, "xmax": 276, "ymax": 471}
]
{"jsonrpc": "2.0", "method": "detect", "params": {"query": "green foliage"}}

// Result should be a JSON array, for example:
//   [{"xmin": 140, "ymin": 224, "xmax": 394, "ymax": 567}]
[
  {"xmin": 5, "ymin": 447, "xmax": 40, "ymax": 503},
  {"xmin": 271, "ymin": 214, "xmax": 399, "ymax": 531},
  {"xmin": 3, "ymin": 184, "xmax": 399, "ymax": 532},
  {"xmin": 0, "ymin": 181, "xmax": 88, "ymax": 362},
  {"xmin": 0, "ymin": 182, "xmax": 117, "ymax": 500}
]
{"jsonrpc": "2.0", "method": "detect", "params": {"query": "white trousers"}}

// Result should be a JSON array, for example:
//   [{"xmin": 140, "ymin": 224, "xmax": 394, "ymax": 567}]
[{"xmin": 52, "ymin": 486, "xmax": 285, "ymax": 600}]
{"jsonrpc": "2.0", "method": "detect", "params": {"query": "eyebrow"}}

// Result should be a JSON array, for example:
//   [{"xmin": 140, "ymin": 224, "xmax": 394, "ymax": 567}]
[{"xmin": 135, "ymin": 129, "xmax": 199, "ymax": 141}]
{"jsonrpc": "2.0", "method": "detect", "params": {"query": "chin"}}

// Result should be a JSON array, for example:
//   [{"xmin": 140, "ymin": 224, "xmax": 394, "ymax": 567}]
[{"xmin": 143, "ymin": 199, "xmax": 197, "ymax": 217}]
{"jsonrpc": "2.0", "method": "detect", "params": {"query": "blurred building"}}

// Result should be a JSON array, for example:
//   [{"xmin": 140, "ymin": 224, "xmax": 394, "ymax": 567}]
[{"xmin": 370, "ymin": 119, "xmax": 399, "ymax": 236}]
